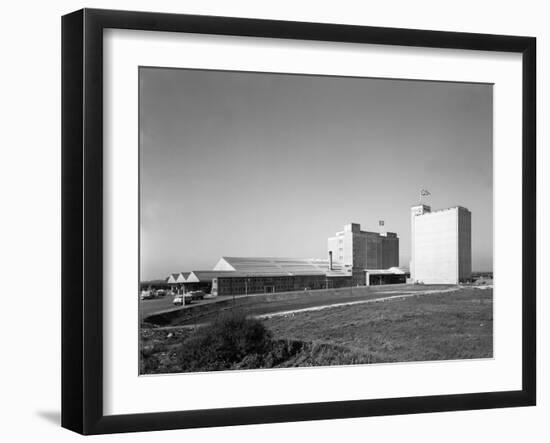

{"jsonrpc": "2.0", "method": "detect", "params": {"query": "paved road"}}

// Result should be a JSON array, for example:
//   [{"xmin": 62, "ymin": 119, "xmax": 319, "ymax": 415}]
[
  {"xmin": 139, "ymin": 294, "xmax": 234, "ymax": 320},
  {"xmin": 140, "ymin": 286, "xmax": 398, "ymax": 320}
]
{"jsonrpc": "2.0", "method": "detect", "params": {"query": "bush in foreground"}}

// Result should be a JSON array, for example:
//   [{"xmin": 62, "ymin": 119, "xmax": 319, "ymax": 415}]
[
  {"xmin": 171, "ymin": 311, "xmax": 374, "ymax": 372},
  {"xmin": 176, "ymin": 311, "xmax": 273, "ymax": 371}
]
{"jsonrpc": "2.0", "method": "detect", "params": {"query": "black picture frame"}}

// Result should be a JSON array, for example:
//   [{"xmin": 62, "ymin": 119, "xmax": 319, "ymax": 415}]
[{"xmin": 61, "ymin": 8, "xmax": 536, "ymax": 435}]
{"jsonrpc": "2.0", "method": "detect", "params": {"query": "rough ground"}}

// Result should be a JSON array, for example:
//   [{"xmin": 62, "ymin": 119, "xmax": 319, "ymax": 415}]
[
  {"xmin": 263, "ymin": 287, "xmax": 493, "ymax": 363},
  {"xmin": 140, "ymin": 286, "xmax": 493, "ymax": 373},
  {"xmin": 142, "ymin": 284, "xmax": 454, "ymax": 327}
]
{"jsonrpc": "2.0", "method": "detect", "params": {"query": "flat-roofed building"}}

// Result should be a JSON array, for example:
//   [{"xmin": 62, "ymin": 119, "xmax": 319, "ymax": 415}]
[
  {"xmin": 365, "ymin": 267, "xmax": 409, "ymax": 286},
  {"xmin": 327, "ymin": 223, "xmax": 399, "ymax": 285},
  {"xmin": 410, "ymin": 205, "xmax": 472, "ymax": 284}
]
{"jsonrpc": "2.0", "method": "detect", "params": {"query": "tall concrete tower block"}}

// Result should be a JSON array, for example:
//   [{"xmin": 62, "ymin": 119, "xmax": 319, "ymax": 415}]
[
  {"xmin": 411, "ymin": 206, "xmax": 472, "ymax": 284},
  {"xmin": 410, "ymin": 204, "xmax": 431, "ymax": 281}
]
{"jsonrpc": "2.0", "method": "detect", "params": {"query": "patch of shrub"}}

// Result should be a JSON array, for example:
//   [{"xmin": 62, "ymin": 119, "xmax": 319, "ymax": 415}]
[
  {"xmin": 176, "ymin": 311, "xmax": 274, "ymax": 371},
  {"xmin": 276, "ymin": 341, "xmax": 373, "ymax": 367},
  {"xmin": 146, "ymin": 312, "xmax": 376, "ymax": 373},
  {"xmin": 263, "ymin": 339, "xmax": 305, "ymax": 367},
  {"xmin": 140, "ymin": 345, "xmax": 160, "ymax": 373}
]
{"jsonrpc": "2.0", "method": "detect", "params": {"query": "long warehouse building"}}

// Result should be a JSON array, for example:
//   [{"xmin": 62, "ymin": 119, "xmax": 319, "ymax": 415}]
[{"xmin": 211, "ymin": 257, "xmax": 353, "ymax": 295}]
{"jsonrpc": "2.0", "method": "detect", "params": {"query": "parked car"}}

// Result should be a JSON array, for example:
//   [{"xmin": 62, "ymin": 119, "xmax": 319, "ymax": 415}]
[
  {"xmin": 140, "ymin": 289, "xmax": 153, "ymax": 300},
  {"xmin": 155, "ymin": 289, "xmax": 166, "ymax": 297},
  {"xmin": 173, "ymin": 294, "xmax": 193, "ymax": 306},
  {"xmin": 189, "ymin": 290, "xmax": 205, "ymax": 301}
]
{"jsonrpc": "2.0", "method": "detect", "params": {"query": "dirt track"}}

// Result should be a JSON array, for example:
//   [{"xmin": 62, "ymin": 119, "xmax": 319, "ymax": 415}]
[{"xmin": 255, "ymin": 286, "xmax": 464, "ymax": 319}]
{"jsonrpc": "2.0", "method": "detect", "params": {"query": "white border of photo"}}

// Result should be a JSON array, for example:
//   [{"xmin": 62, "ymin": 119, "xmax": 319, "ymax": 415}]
[{"xmin": 103, "ymin": 29, "xmax": 522, "ymax": 415}]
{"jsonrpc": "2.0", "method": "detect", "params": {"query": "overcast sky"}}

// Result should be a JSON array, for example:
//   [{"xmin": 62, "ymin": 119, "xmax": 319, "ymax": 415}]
[{"xmin": 140, "ymin": 67, "xmax": 493, "ymax": 280}]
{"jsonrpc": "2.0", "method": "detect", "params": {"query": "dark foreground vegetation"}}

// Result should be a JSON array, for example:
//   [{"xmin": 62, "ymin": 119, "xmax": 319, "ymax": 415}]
[
  {"xmin": 140, "ymin": 287, "xmax": 493, "ymax": 374},
  {"xmin": 140, "ymin": 311, "xmax": 373, "ymax": 373}
]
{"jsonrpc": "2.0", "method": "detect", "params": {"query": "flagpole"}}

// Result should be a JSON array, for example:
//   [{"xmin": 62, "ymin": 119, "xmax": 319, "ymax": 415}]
[{"xmin": 419, "ymin": 188, "xmax": 431, "ymax": 205}]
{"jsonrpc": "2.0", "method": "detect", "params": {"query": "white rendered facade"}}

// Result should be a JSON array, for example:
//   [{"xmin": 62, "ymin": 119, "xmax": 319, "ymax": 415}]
[{"xmin": 410, "ymin": 205, "xmax": 472, "ymax": 284}]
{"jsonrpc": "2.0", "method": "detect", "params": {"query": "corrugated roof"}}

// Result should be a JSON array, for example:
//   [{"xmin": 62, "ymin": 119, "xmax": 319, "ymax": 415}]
[{"xmin": 215, "ymin": 257, "xmax": 329, "ymax": 276}]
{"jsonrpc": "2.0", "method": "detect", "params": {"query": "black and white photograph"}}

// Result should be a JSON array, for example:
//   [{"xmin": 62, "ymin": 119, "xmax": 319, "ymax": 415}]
[
  {"xmin": 0, "ymin": 0, "xmax": 545, "ymax": 439},
  {"xmin": 138, "ymin": 67, "xmax": 494, "ymax": 375}
]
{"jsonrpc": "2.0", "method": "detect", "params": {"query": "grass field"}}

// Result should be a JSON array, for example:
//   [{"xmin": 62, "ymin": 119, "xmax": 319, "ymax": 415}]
[
  {"xmin": 263, "ymin": 287, "xmax": 493, "ymax": 363},
  {"xmin": 142, "ymin": 284, "xmax": 454, "ymax": 326},
  {"xmin": 140, "ymin": 285, "xmax": 493, "ymax": 373}
]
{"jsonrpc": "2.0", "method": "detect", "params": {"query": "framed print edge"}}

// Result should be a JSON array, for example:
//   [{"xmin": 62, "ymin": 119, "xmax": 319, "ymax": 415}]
[
  {"xmin": 61, "ymin": 9, "xmax": 85, "ymax": 435},
  {"xmin": 521, "ymin": 37, "xmax": 536, "ymax": 403},
  {"xmin": 61, "ymin": 8, "xmax": 536, "ymax": 435}
]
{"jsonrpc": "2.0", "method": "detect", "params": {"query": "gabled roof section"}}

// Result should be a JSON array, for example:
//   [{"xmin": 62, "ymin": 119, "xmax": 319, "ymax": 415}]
[
  {"xmin": 176, "ymin": 272, "xmax": 191, "ymax": 283},
  {"xmin": 213, "ymin": 257, "xmax": 236, "ymax": 271},
  {"xmin": 166, "ymin": 273, "xmax": 179, "ymax": 283},
  {"xmin": 186, "ymin": 270, "xmax": 236, "ymax": 283}
]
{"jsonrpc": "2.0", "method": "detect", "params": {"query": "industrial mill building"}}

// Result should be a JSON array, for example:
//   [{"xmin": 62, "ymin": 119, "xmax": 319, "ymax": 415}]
[
  {"xmin": 327, "ymin": 223, "xmax": 400, "ymax": 285},
  {"xmin": 410, "ymin": 204, "xmax": 472, "ymax": 284},
  {"xmin": 167, "ymin": 222, "xmax": 403, "ymax": 296}
]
